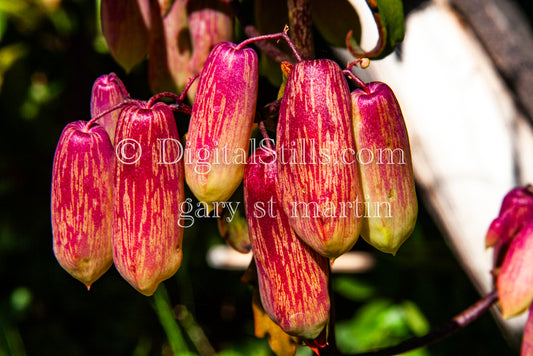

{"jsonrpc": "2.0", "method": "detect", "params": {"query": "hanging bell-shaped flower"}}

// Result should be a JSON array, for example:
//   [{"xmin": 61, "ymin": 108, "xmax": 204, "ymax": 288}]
[
  {"xmin": 51, "ymin": 121, "xmax": 114, "ymax": 289},
  {"xmin": 351, "ymin": 81, "xmax": 417, "ymax": 255},
  {"xmin": 101, "ymin": 0, "xmax": 150, "ymax": 72},
  {"xmin": 185, "ymin": 41, "xmax": 258, "ymax": 213},
  {"xmin": 113, "ymin": 99, "xmax": 184, "ymax": 296},
  {"xmin": 244, "ymin": 146, "xmax": 330, "ymax": 339},
  {"xmin": 90, "ymin": 73, "xmax": 129, "ymax": 145},
  {"xmin": 276, "ymin": 59, "xmax": 363, "ymax": 259},
  {"xmin": 186, "ymin": 0, "xmax": 234, "ymax": 98},
  {"xmin": 497, "ymin": 221, "xmax": 533, "ymax": 318}
]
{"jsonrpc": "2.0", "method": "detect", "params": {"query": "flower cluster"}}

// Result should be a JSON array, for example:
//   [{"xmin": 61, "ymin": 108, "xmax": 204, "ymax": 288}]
[{"xmin": 51, "ymin": 30, "xmax": 417, "ymax": 342}]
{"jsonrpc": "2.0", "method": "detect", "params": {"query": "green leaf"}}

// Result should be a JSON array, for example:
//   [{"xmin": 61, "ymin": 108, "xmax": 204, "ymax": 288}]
[
  {"xmin": 336, "ymin": 299, "xmax": 431, "ymax": 354},
  {"xmin": 334, "ymin": 276, "xmax": 376, "ymax": 302},
  {"xmin": 376, "ymin": 0, "xmax": 405, "ymax": 57},
  {"xmin": 401, "ymin": 301, "xmax": 430, "ymax": 336},
  {"xmin": 347, "ymin": 0, "xmax": 405, "ymax": 59}
]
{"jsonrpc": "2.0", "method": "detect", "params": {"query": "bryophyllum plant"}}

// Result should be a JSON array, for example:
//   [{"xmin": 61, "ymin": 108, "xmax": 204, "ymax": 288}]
[{"xmin": 47, "ymin": 0, "xmax": 531, "ymax": 354}]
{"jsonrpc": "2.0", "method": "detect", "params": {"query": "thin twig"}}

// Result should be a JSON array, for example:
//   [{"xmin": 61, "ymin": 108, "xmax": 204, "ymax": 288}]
[
  {"xmin": 86, "ymin": 99, "xmax": 134, "ymax": 129},
  {"xmin": 343, "ymin": 69, "xmax": 370, "ymax": 94},
  {"xmin": 179, "ymin": 74, "xmax": 200, "ymax": 102},
  {"xmin": 236, "ymin": 27, "xmax": 302, "ymax": 62},
  {"xmin": 147, "ymin": 92, "xmax": 181, "ymax": 108}
]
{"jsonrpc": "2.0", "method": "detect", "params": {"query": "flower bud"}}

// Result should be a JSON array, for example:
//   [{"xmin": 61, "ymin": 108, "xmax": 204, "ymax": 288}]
[
  {"xmin": 485, "ymin": 185, "xmax": 533, "ymax": 248},
  {"xmin": 90, "ymin": 73, "xmax": 129, "ymax": 145},
  {"xmin": 51, "ymin": 121, "xmax": 114, "ymax": 288},
  {"xmin": 217, "ymin": 209, "xmax": 251, "ymax": 254},
  {"xmin": 113, "ymin": 100, "xmax": 184, "ymax": 296},
  {"xmin": 101, "ymin": 0, "xmax": 150, "ymax": 72},
  {"xmin": 149, "ymin": 0, "xmax": 191, "ymax": 94},
  {"xmin": 185, "ymin": 42, "xmax": 258, "ymax": 212},
  {"xmin": 186, "ymin": 0, "xmax": 234, "ymax": 99},
  {"xmin": 351, "ymin": 82, "xmax": 417, "ymax": 255},
  {"xmin": 244, "ymin": 146, "xmax": 330, "ymax": 339},
  {"xmin": 276, "ymin": 59, "xmax": 362, "ymax": 259},
  {"xmin": 497, "ymin": 221, "xmax": 533, "ymax": 318}
]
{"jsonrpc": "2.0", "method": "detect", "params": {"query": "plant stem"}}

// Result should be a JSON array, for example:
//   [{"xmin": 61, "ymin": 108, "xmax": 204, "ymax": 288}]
[
  {"xmin": 287, "ymin": 0, "xmax": 314, "ymax": 59},
  {"xmin": 174, "ymin": 304, "xmax": 216, "ymax": 356},
  {"xmin": 345, "ymin": 0, "xmax": 386, "ymax": 59},
  {"xmin": 344, "ymin": 290, "xmax": 499, "ymax": 356},
  {"xmin": 152, "ymin": 285, "xmax": 190, "ymax": 355},
  {"xmin": 258, "ymin": 121, "xmax": 273, "ymax": 150},
  {"xmin": 236, "ymin": 29, "xmax": 302, "ymax": 62},
  {"xmin": 343, "ymin": 69, "xmax": 370, "ymax": 95},
  {"xmin": 179, "ymin": 73, "xmax": 200, "ymax": 102},
  {"xmin": 147, "ymin": 92, "xmax": 181, "ymax": 108},
  {"xmin": 85, "ymin": 100, "xmax": 133, "ymax": 129}
]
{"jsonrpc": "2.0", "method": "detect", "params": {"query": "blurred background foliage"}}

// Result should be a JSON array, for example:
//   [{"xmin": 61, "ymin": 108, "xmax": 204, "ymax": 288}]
[{"xmin": 0, "ymin": 0, "xmax": 520, "ymax": 355}]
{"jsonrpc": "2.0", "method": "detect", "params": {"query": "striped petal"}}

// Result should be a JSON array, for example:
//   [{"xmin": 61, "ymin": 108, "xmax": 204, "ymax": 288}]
[
  {"xmin": 186, "ymin": 0, "xmax": 234, "ymax": 99},
  {"xmin": 51, "ymin": 121, "xmax": 114, "ymax": 288},
  {"xmin": 244, "ymin": 146, "xmax": 330, "ymax": 339},
  {"xmin": 276, "ymin": 59, "xmax": 362, "ymax": 259},
  {"xmin": 113, "ymin": 100, "xmax": 184, "ymax": 296},
  {"xmin": 351, "ymin": 81, "xmax": 417, "ymax": 254},
  {"xmin": 185, "ymin": 42, "xmax": 258, "ymax": 212},
  {"xmin": 497, "ymin": 221, "xmax": 533, "ymax": 318},
  {"xmin": 90, "ymin": 73, "xmax": 129, "ymax": 145}
]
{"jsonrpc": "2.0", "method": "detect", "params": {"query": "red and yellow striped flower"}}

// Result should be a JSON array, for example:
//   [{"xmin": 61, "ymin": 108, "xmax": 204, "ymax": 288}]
[
  {"xmin": 51, "ymin": 121, "xmax": 114, "ymax": 288},
  {"xmin": 276, "ymin": 59, "xmax": 362, "ymax": 259},
  {"xmin": 244, "ymin": 146, "xmax": 330, "ymax": 339},
  {"xmin": 90, "ymin": 73, "xmax": 129, "ymax": 145},
  {"xmin": 351, "ymin": 81, "xmax": 417, "ymax": 255},
  {"xmin": 113, "ymin": 100, "xmax": 184, "ymax": 296},
  {"xmin": 185, "ymin": 41, "xmax": 258, "ymax": 212}
]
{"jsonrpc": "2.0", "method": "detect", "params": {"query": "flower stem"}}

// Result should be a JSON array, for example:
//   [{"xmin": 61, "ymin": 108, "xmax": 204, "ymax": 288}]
[
  {"xmin": 344, "ymin": 290, "xmax": 499, "ymax": 356},
  {"xmin": 179, "ymin": 74, "xmax": 200, "ymax": 102},
  {"xmin": 147, "ymin": 92, "xmax": 181, "ymax": 108},
  {"xmin": 258, "ymin": 121, "xmax": 273, "ymax": 150},
  {"xmin": 85, "ymin": 100, "xmax": 133, "ymax": 129},
  {"xmin": 343, "ymin": 69, "xmax": 371, "ymax": 95},
  {"xmin": 147, "ymin": 88, "xmax": 194, "ymax": 115},
  {"xmin": 152, "ymin": 285, "xmax": 190, "ymax": 355},
  {"xmin": 236, "ymin": 28, "xmax": 302, "ymax": 62},
  {"xmin": 287, "ymin": 0, "xmax": 314, "ymax": 59}
]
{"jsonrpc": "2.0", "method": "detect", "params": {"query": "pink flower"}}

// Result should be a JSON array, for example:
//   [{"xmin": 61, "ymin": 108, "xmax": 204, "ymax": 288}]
[{"xmin": 486, "ymin": 185, "xmax": 533, "ymax": 355}]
